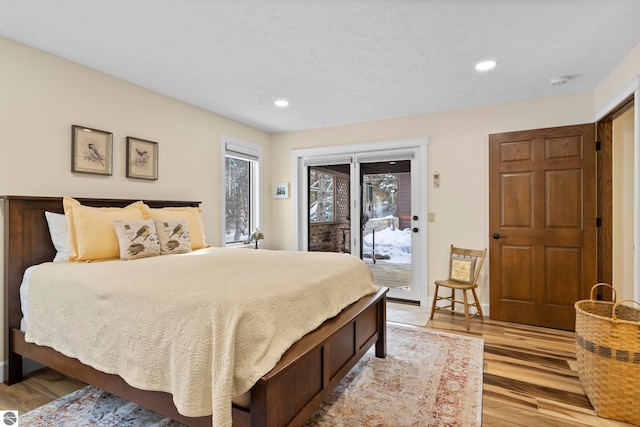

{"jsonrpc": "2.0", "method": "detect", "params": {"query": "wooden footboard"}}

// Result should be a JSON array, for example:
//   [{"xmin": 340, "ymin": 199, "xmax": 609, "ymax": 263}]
[
  {"xmin": 241, "ymin": 287, "xmax": 387, "ymax": 426},
  {"xmin": 10, "ymin": 288, "xmax": 386, "ymax": 426},
  {"xmin": 3, "ymin": 196, "xmax": 387, "ymax": 426}
]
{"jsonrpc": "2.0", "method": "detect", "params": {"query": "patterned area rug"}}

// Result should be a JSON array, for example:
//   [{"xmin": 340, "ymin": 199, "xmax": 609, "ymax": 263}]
[{"xmin": 20, "ymin": 325, "xmax": 483, "ymax": 426}]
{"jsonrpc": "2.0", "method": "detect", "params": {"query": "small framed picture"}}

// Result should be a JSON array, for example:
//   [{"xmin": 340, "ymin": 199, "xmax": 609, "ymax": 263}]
[
  {"xmin": 273, "ymin": 182, "xmax": 289, "ymax": 199},
  {"xmin": 126, "ymin": 137, "xmax": 158, "ymax": 180},
  {"xmin": 71, "ymin": 125, "xmax": 113, "ymax": 175}
]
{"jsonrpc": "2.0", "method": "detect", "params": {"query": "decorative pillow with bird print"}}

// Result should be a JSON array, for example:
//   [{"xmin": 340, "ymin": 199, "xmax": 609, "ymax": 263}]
[
  {"xmin": 154, "ymin": 219, "xmax": 192, "ymax": 254},
  {"xmin": 113, "ymin": 219, "xmax": 161, "ymax": 260}
]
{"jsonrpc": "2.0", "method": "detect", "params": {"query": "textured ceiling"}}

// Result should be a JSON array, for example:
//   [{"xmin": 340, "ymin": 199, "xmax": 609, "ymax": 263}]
[{"xmin": 2, "ymin": 1, "xmax": 640, "ymax": 133}]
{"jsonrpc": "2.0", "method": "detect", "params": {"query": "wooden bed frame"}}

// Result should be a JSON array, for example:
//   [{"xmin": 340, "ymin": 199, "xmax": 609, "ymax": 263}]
[{"xmin": 2, "ymin": 195, "xmax": 387, "ymax": 427}]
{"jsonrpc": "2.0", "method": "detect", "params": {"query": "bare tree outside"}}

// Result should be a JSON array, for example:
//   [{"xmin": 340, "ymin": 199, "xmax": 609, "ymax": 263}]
[
  {"xmin": 225, "ymin": 157, "xmax": 251, "ymax": 242},
  {"xmin": 309, "ymin": 169, "xmax": 334, "ymax": 222},
  {"xmin": 363, "ymin": 173, "xmax": 398, "ymax": 219}
]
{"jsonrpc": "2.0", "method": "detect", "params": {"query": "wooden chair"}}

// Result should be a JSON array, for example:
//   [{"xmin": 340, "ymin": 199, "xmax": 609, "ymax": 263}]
[{"xmin": 430, "ymin": 244, "xmax": 487, "ymax": 330}]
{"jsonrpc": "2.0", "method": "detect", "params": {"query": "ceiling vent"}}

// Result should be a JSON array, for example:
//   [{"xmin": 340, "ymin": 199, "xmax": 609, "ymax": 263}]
[{"xmin": 549, "ymin": 76, "xmax": 570, "ymax": 86}]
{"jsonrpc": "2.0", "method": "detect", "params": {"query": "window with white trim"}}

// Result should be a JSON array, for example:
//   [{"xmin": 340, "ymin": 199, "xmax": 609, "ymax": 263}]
[{"xmin": 222, "ymin": 137, "xmax": 262, "ymax": 245}]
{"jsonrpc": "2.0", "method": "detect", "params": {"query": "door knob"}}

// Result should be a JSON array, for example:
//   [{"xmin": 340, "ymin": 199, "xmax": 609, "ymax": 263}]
[
  {"xmin": 412, "ymin": 227, "xmax": 419, "ymax": 233},
  {"xmin": 492, "ymin": 233, "xmax": 501, "ymax": 239}
]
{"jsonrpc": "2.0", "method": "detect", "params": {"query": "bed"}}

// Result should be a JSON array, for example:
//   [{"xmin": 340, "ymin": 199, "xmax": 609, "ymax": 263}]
[{"xmin": 2, "ymin": 195, "xmax": 387, "ymax": 427}]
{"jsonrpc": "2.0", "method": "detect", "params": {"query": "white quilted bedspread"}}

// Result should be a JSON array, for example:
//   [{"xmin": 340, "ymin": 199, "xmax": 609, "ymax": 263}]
[{"xmin": 26, "ymin": 248, "xmax": 378, "ymax": 426}]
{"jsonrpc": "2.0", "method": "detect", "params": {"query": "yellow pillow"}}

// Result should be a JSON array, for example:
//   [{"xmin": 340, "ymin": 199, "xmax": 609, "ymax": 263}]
[
  {"xmin": 142, "ymin": 205, "xmax": 207, "ymax": 250},
  {"xmin": 63, "ymin": 197, "xmax": 146, "ymax": 261}
]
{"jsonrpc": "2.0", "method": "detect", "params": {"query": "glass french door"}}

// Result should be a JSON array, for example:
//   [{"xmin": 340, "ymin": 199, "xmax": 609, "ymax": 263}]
[
  {"xmin": 304, "ymin": 148, "xmax": 424, "ymax": 303},
  {"xmin": 356, "ymin": 152, "xmax": 421, "ymax": 302},
  {"xmin": 307, "ymin": 164, "xmax": 352, "ymax": 253}
]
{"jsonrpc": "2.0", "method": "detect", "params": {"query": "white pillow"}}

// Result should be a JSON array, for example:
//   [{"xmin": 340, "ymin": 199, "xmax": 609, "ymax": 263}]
[{"xmin": 44, "ymin": 211, "xmax": 71, "ymax": 262}]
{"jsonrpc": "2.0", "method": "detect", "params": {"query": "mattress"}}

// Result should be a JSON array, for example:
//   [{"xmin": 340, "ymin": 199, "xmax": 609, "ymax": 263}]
[{"xmin": 22, "ymin": 247, "xmax": 378, "ymax": 426}]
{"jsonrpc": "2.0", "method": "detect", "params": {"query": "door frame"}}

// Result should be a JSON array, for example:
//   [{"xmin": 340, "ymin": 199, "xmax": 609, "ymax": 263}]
[
  {"xmin": 593, "ymin": 75, "xmax": 640, "ymax": 302},
  {"xmin": 291, "ymin": 137, "xmax": 430, "ymax": 306}
]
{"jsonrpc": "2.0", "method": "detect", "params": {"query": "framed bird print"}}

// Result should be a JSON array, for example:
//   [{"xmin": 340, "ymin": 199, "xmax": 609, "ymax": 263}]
[
  {"xmin": 126, "ymin": 137, "xmax": 158, "ymax": 180},
  {"xmin": 71, "ymin": 125, "xmax": 113, "ymax": 175}
]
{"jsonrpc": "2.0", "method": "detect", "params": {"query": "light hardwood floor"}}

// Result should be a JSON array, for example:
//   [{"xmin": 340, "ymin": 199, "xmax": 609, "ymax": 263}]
[
  {"xmin": 0, "ymin": 311, "xmax": 634, "ymax": 426},
  {"xmin": 427, "ymin": 312, "xmax": 634, "ymax": 427}
]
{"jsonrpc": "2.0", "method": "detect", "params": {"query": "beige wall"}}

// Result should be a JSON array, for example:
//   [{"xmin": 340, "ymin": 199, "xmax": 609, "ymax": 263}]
[
  {"xmin": 0, "ymin": 37, "xmax": 271, "ymax": 241},
  {"xmin": 0, "ymin": 36, "xmax": 271, "ymax": 366},
  {"xmin": 613, "ymin": 108, "xmax": 635, "ymax": 300},
  {"xmin": 594, "ymin": 41, "xmax": 640, "ymax": 108},
  {"xmin": 271, "ymin": 93, "xmax": 595, "ymax": 309}
]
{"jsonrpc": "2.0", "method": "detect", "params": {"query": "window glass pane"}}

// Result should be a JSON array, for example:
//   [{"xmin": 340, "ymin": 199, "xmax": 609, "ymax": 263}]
[
  {"xmin": 225, "ymin": 156, "xmax": 251, "ymax": 243},
  {"xmin": 309, "ymin": 169, "xmax": 334, "ymax": 222}
]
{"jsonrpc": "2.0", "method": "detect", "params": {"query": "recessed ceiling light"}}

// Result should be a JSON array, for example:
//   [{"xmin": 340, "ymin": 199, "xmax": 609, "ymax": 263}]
[
  {"xmin": 475, "ymin": 60, "xmax": 497, "ymax": 71},
  {"xmin": 274, "ymin": 99, "xmax": 289, "ymax": 108}
]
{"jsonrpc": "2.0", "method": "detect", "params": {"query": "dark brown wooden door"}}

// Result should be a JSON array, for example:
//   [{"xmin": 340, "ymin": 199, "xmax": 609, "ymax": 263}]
[{"xmin": 489, "ymin": 124, "xmax": 596, "ymax": 331}]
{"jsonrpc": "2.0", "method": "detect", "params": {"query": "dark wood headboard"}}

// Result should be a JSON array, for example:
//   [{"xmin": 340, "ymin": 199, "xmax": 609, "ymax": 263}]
[{"xmin": 2, "ymin": 195, "xmax": 200, "ymax": 383}]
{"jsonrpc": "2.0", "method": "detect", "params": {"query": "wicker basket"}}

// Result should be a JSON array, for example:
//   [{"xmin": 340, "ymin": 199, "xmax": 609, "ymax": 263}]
[{"xmin": 574, "ymin": 283, "xmax": 640, "ymax": 425}]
